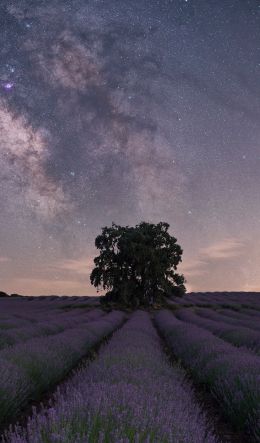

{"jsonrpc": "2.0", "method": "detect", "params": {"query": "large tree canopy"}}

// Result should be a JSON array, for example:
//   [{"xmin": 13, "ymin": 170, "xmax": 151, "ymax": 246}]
[{"xmin": 90, "ymin": 221, "xmax": 186, "ymax": 307}]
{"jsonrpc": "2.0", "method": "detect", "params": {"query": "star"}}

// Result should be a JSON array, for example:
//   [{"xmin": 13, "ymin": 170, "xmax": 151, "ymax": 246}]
[
  {"xmin": 0, "ymin": 0, "xmax": 258, "ymax": 298},
  {"xmin": 5, "ymin": 64, "xmax": 15, "ymax": 73},
  {"xmin": 3, "ymin": 82, "xmax": 14, "ymax": 90}
]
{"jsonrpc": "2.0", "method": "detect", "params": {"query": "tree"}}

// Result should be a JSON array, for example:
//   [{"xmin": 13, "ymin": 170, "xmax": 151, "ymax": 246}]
[{"xmin": 90, "ymin": 221, "xmax": 187, "ymax": 307}]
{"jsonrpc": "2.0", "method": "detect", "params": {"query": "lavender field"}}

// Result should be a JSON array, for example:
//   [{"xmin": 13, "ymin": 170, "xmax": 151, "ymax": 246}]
[{"xmin": 0, "ymin": 292, "xmax": 259, "ymax": 442}]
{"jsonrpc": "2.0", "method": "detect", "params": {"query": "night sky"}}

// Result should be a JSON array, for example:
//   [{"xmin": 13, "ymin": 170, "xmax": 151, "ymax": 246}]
[{"xmin": 0, "ymin": 0, "xmax": 259, "ymax": 296}]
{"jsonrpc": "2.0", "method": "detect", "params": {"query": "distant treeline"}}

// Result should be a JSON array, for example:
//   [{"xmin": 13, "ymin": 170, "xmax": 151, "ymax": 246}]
[{"xmin": 0, "ymin": 291, "xmax": 21, "ymax": 297}]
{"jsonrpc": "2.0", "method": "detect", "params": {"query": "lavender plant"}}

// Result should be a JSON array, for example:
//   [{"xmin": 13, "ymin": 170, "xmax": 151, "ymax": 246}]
[
  {"xmin": 175, "ymin": 308, "xmax": 260, "ymax": 354},
  {"xmin": 3, "ymin": 311, "xmax": 219, "ymax": 443},
  {"xmin": 169, "ymin": 292, "xmax": 260, "ymax": 310},
  {"xmin": 154, "ymin": 309, "xmax": 260, "ymax": 441},
  {"xmin": 0, "ymin": 311, "xmax": 125, "ymax": 428},
  {"xmin": 0, "ymin": 309, "xmax": 105, "ymax": 351},
  {"xmin": 195, "ymin": 307, "xmax": 260, "ymax": 332}
]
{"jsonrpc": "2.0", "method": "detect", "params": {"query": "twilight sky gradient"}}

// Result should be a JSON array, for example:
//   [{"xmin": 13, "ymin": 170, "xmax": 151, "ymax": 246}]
[{"xmin": 0, "ymin": 0, "xmax": 260, "ymax": 296}]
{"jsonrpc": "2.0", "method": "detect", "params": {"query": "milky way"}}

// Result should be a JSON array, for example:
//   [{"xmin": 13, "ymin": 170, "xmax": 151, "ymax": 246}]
[{"xmin": 0, "ymin": 0, "xmax": 260, "ymax": 295}]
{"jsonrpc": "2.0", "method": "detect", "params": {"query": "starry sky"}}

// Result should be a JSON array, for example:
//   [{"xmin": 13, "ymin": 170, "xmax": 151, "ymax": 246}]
[{"xmin": 0, "ymin": 0, "xmax": 259, "ymax": 296}]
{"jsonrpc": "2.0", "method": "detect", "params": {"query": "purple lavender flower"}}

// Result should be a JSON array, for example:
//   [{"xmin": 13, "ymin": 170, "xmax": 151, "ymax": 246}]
[
  {"xmin": 3, "ymin": 311, "xmax": 218, "ymax": 443},
  {"xmin": 154, "ymin": 309, "xmax": 260, "ymax": 441},
  {"xmin": 175, "ymin": 308, "xmax": 260, "ymax": 354},
  {"xmin": 0, "ymin": 310, "xmax": 125, "ymax": 429}
]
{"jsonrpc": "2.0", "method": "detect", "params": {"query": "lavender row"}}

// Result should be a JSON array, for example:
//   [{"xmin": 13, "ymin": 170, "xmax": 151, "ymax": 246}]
[
  {"xmin": 0, "ymin": 309, "xmax": 105, "ymax": 351},
  {"xmin": 0, "ymin": 311, "xmax": 125, "ymax": 429},
  {"xmin": 0, "ymin": 299, "xmax": 62, "ymax": 322},
  {"xmin": 186, "ymin": 292, "xmax": 260, "ymax": 304},
  {"xmin": 3, "ymin": 310, "xmax": 218, "ymax": 443},
  {"xmin": 154, "ymin": 309, "xmax": 260, "ymax": 442},
  {"xmin": 195, "ymin": 307, "xmax": 260, "ymax": 332},
  {"xmin": 0, "ymin": 297, "xmax": 99, "ymax": 319},
  {"xmin": 216, "ymin": 307, "xmax": 260, "ymax": 324},
  {"xmin": 0, "ymin": 308, "xmax": 71, "ymax": 330},
  {"xmin": 175, "ymin": 308, "xmax": 260, "ymax": 354},
  {"xmin": 0, "ymin": 300, "xmax": 71, "ymax": 325},
  {"xmin": 169, "ymin": 292, "xmax": 260, "ymax": 309},
  {"xmin": 241, "ymin": 308, "xmax": 260, "ymax": 318},
  {"xmin": 0, "ymin": 302, "xmax": 97, "ymax": 327}
]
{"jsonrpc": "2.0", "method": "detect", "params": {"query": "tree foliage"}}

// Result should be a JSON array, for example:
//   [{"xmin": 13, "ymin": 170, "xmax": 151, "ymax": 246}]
[{"xmin": 90, "ymin": 221, "xmax": 187, "ymax": 307}]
